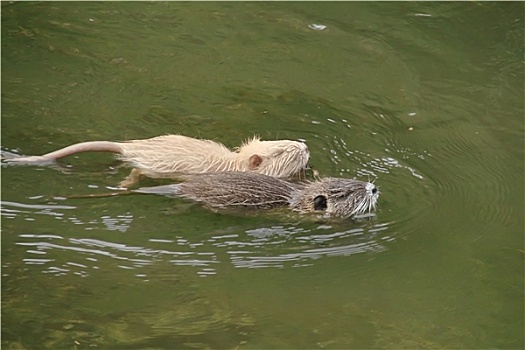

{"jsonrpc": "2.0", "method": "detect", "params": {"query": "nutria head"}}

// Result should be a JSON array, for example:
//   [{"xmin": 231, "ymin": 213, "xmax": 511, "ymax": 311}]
[
  {"xmin": 290, "ymin": 177, "xmax": 379, "ymax": 218},
  {"xmin": 237, "ymin": 137, "xmax": 310, "ymax": 178}
]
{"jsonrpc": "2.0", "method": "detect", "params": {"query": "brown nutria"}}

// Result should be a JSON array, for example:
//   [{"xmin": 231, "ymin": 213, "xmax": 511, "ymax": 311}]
[
  {"xmin": 3, "ymin": 135, "xmax": 310, "ymax": 187},
  {"xmin": 134, "ymin": 172, "xmax": 379, "ymax": 218}
]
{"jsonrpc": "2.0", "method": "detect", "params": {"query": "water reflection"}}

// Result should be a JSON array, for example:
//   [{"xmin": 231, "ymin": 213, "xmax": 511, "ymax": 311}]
[
  {"xmin": 1, "ymin": 200, "xmax": 76, "ymax": 219},
  {"xmin": 8, "ymin": 219, "xmax": 395, "ymax": 279},
  {"xmin": 229, "ymin": 223, "xmax": 390, "ymax": 269}
]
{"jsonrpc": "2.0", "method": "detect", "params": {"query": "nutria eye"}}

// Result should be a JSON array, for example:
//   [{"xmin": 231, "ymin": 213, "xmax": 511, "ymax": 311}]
[
  {"xmin": 313, "ymin": 195, "xmax": 327, "ymax": 211},
  {"xmin": 372, "ymin": 187, "xmax": 377, "ymax": 194}
]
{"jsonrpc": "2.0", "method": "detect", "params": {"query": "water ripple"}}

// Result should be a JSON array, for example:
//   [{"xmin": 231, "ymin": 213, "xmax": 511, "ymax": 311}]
[
  {"xmin": 13, "ymin": 234, "xmax": 221, "ymax": 278},
  {"xmin": 9, "ymin": 218, "xmax": 397, "ymax": 278},
  {"xmin": 223, "ymin": 222, "xmax": 393, "ymax": 269},
  {"xmin": 2, "ymin": 200, "xmax": 134, "ymax": 232}
]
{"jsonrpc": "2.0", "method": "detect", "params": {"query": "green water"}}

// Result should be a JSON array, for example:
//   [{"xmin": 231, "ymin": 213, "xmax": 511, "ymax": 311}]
[{"xmin": 1, "ymin": 2, "xmax": 523, "ymax": 349}]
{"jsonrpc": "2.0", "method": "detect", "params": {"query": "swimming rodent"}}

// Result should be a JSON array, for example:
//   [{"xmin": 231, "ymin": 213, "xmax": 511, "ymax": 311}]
[
  {"xmin": 135, "ymin": 172, "xmax": 379, "ymax": 218},
  {"xmin": 3, "ymin": 135, "xmax": 310, "ymax": 187}
]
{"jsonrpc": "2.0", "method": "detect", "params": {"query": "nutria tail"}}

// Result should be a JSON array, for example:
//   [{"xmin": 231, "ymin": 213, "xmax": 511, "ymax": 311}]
[
  {"xmin": 3, "ymin": 141, "xmax": 123, "ymax": 164},
  {"xmin": 133, "ymin": 184, "xmax": 183, "ymax": 196}
]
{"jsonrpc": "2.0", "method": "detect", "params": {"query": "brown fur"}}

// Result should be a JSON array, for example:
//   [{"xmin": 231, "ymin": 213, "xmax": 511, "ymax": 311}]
[{"xmin": 135, "ymin": 172, "xmax": 379, "ymax": 218}]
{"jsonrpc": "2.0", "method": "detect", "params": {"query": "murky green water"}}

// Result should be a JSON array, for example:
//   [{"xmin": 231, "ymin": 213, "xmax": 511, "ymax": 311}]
[{"xmin": 2, "ymin": 2, "xmax": 523, "ymax": 349}]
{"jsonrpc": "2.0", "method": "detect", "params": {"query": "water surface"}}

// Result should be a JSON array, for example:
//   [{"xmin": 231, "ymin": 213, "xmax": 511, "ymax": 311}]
[{"xmin": 2, "ymin": 2, "xmax": 523, "ymax": 349}]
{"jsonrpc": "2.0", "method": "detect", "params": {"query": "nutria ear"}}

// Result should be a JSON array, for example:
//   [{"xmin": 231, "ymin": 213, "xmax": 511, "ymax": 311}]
[
  {"xmin": 313, "ymin": 195, "xmax": 327, "ymax": 211},
  {"xmin": 248, "ymin": 154, "xmax": 263, "ymax": 169}
]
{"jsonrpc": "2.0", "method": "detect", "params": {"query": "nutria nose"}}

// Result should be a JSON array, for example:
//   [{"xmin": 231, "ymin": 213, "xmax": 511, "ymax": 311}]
[{"xmin": 372, "ymin": 187, "xmax": 378, "ymax": 194}]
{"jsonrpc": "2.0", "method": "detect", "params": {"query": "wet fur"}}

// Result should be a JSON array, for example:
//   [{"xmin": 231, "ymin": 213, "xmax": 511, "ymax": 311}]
[
  {"xmin": 3, "ymin": 135, "xmax": 310, "ymax": 187},
  {"xmin": 136, "ymin": 172, "xmax": 379, "ymax": 218},
  {"xmin": 119, "ymin": 135, "xmax": 309, "ymax": 178}
]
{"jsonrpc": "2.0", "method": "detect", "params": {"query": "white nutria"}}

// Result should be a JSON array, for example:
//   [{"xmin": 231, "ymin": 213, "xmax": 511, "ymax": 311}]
[
  {"xmin": 4, "ymin": 135, "xmax": 310, "ymax": 187},
  {"xmin": 135, "ymin": 172, "xmax": 380, "ymax": 218}
]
